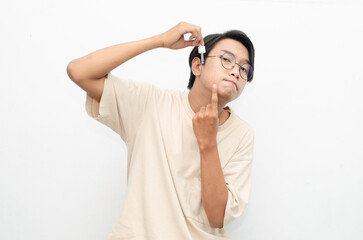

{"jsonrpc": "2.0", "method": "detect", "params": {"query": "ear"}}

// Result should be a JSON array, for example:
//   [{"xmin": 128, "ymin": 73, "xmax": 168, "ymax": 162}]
[{"xmin": 191, "ymin": 57, "xmax": 202, "ymax": 77}]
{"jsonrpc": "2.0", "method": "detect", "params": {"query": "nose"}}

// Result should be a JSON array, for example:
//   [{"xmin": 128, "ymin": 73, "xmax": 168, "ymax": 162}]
[{"xmin": 229, "ymin": 64, "xmax": 240, "ymax": 80}]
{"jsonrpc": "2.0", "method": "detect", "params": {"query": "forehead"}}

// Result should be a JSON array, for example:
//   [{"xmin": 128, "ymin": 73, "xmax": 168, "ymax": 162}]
[{"xmin": 210, "ymin": 38, "xmax": 249, "ymax": 62}]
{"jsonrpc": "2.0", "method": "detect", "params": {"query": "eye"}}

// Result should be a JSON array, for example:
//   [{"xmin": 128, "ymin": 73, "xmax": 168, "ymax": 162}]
[
  {"xmin": 222, "ymin": 56, "xmax": 232, "ymax": 63},
  {"xmin": 240, "ymin": 66, "xmax": 248, "ymax": 74}
]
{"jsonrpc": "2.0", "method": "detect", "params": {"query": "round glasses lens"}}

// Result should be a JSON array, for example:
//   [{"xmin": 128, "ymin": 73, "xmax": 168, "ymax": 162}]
[
  {"xmin": 220, "ymin": 53, "xmax": 235, "ymax": 69},
  {"xmin": 240, "ymin": 64, "xmax": 253, "ymax": 80}
]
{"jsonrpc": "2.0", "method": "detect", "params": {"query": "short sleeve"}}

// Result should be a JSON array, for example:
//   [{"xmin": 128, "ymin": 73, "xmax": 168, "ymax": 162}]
[
  {"xmin": 222, "ymin": 127, "xmax": 254, "ymax": 227},
  {"xmin": 85, "ymin": 72, "xmax": 152, "ymax": 143}
]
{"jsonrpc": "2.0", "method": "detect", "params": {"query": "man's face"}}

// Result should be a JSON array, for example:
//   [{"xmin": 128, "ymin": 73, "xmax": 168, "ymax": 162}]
[{"xmin": 198, "ymin": 38, "xmax": 250, "ymax": 103}]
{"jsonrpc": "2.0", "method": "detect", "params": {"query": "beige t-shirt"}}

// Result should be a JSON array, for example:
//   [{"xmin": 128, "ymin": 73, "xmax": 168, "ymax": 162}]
[{"xmin": 86, "ymin": 72, "xmax": 254, "ymax": 240}]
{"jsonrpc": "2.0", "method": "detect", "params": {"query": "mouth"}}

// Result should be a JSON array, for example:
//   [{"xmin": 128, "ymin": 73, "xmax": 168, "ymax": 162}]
[{"xmin": 223, "ymin": 79, "xmax": 238, "ymax": 90}]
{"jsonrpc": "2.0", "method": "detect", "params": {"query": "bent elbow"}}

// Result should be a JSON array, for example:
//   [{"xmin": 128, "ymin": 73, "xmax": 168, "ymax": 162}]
[
  {"xmin": 210, "ymin": 221, "xmax": 223, "ymax": 229},
  {"xmin": 66, "ymin": 60, "xmax": 81, "ymax": 82},
  {"xmin": 209, "ymin": 217, "xmax": 224, "ymax": 229}
]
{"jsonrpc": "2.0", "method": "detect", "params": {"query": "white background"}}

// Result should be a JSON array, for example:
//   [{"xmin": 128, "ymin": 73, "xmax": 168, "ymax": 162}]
[{"xmin": 1, "ymin": 0, "xmax": 362, "ymax": 239}]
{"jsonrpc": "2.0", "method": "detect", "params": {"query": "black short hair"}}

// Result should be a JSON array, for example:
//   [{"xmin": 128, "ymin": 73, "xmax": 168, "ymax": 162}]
[{"xmin": 187, "ymin": 30, "xmax": 255, "ymax": 89}]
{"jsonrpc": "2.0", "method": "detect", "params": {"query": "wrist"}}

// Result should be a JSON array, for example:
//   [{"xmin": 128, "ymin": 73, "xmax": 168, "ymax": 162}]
[
  {"xmin": 198, "ymin": 140, "xmax": 217, "ymax": 152},
  {"xmin": 151, "ymin": 33, "xmax": 167, "ymax": 48},
  {"xmin": 146, "ymin": 34, "xmax": 164, "ymax": 49}
]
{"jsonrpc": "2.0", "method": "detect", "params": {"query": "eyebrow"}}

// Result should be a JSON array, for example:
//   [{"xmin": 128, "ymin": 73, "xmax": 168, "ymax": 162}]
[{"xmin": 221, "ymin": 49, "xmax": 250, "ymax": 65}]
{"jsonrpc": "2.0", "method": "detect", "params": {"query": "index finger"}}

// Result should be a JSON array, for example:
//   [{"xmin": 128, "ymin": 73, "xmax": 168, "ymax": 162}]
[
  {"xmin": 190, "ymin": 29, "xmax": 204, "ymax": 46},
  {"xmin": 200, "ymin": 35, "xmax": 205, "ymax": 46},
  {"xmin": 211, "ymin": 84, "xmax": 218, "ymax": 110}
]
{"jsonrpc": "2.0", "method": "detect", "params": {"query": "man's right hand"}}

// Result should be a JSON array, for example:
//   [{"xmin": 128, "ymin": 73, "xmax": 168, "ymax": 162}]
[{"xmin": 159, "ymin": 21, "xmax": 204, "ymax": 50}]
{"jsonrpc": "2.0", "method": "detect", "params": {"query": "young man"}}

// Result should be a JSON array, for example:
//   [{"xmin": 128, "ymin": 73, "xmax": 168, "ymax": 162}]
[{"xmin": 67, "ymin": 21, "xmax": 255, "ymax": 240}]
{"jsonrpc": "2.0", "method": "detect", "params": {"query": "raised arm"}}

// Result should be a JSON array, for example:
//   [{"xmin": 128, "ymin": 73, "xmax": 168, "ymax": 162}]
[{"xmin": 66, "ymin": 22, "xmax": 204, "ymax": 102}]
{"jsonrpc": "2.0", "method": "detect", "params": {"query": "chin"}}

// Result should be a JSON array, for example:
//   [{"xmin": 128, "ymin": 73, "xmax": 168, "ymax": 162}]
[{"xmin": 219, "ymin": 89, "xmax": 238, "ymax": 103}]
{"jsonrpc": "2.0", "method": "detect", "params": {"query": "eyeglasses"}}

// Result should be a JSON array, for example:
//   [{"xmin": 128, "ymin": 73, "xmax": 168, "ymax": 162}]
[{"xmin": 206, "ymin": 52, "xmax": 253, "ymax": 81}]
